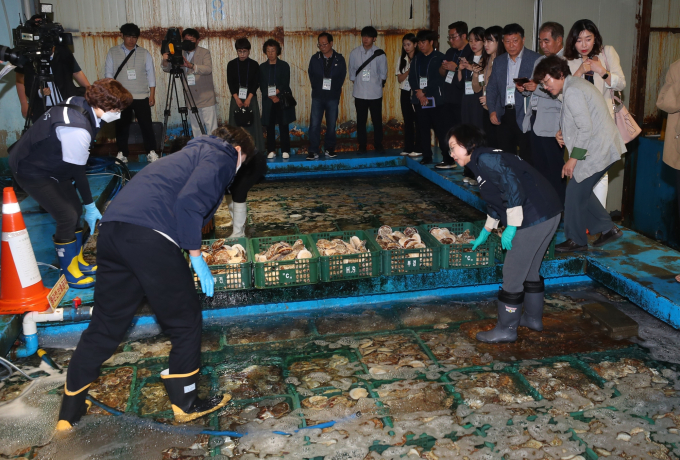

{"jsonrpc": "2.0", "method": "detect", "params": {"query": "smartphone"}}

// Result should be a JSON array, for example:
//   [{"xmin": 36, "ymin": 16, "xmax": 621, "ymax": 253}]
[{"xmin": 513, "ymin": 77, "xmax": 531, "ymax": 85}]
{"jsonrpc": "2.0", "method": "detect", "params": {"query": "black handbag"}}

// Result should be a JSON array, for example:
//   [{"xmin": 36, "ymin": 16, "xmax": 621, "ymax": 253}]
[
  {"xmin": 280, "ymin": 91, "xmax": 297, "ymax": 109},
  {"xmin": 233, "ymin": 107, "xmax": 254, "ymax": 127}
]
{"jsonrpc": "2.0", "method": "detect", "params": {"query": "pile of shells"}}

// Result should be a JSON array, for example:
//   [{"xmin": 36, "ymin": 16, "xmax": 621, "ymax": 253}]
[
  {"xmin": 219, "ymin": 398, "xmax": 291, "ymax": 432},
  {"xmin": 519, "ymin": 362, "xmax": 602, "ymax": 403},
  {"xmin": 455, "ymin": 372, "xmax": 534, "ymax": 409},
  {"xmin": 374, "ymin": 226, "xmax": 426, "ymax": 251},
  {"xmin": 287, "ymin": 355, "xmax": 359, "ymax": 390},
  {"xmin": 139, "ymin": 375, "xmax": 211, "ymax": 416},
  {"xmin": 0, "ymin": 378, "xmax": 31, "ymax": 403},
  {"xmin": 127, "ymin": 339, "xmax": 173, "ymax": 359},
  {"xmin": 87, "ymin": 367, "xmax": 134, "ymax": 415},
  {"xmin": 374, "ymin": 380, "xmax": 454, "ymax": 414},
  {"xmin": 429, "ymin": 227, "xmax": 475, "ymax": 245},
  {"xmin": 254, "ymin": 239, "xmax": 313, "ymax": 263},
  {"xmin": 590, "ymin": 358, "xmax": 671, "ymax": 387},
  {"xmin": 218, "ymin": 365, "xmax": 287, "ymax": 399},
  {"xmin": 357, "ymin": 335, "xmax": 432, "ymax": 375},
  {"xmin": 200, "ymin": 239, "xmax": 247, "ymax": 265},
  {"xmin": 315, "ymin": 236, "xmax": 368, "ymax": 256},
  {"xmin": 420, "ymin": 331, "xmax": 493, "ymax": 368}
]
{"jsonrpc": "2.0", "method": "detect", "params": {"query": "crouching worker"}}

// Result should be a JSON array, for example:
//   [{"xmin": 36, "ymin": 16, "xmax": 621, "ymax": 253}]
[
  {"xmin": 447, "ymin": 124, "xmax": 562, "ymax": 343},
  {"xmin": 56, "ymin": 126, "xmax": 256, "ymax": 430},
  {"xmin": 9, "ymin": 79, "xmax": 133, "ymax": 289}
]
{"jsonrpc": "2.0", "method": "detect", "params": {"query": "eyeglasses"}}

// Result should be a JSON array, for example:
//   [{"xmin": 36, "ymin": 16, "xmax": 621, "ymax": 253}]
[
  {"xmin": 448, "ymin": 34, "xmax": 460, "ymax": 40},
  {"xmin": 236, "ymin": 49, "xmax": 249, "ymax": 54},
  {"xmin": 317, "ymin": 42, "xmax": 331, "ymax": 48}
]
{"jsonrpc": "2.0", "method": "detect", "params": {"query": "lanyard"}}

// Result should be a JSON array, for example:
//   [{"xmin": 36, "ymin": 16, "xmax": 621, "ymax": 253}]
[
  {"xmin": 323, "ymin": 53, "xmax": 334, "ymax": 78},
  {"xmin": 417, "ymin": 54, "xmax": 434, "ymax": 79},
  {"xmin": 237, "ymin": 59, "xmax": 249, "ymax": 88},
  {"xmin": 268, "ymin": 61, "xmax": 276, "ymax": 85}
]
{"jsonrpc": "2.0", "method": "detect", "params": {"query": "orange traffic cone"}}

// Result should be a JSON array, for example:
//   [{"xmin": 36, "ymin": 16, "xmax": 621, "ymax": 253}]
[{"xmin": 0, "ymin": 187, "xmax": 50, "ymax": 314}]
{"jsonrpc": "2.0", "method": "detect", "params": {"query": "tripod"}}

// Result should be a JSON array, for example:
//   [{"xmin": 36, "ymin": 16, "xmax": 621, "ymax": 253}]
[
  {"xmin": 161, "ymin": 65, "xmax": 206, "ymax": 151},
  {"xmin": 23, "ymin": 60, "xmax": 62, "ymax": 134}
]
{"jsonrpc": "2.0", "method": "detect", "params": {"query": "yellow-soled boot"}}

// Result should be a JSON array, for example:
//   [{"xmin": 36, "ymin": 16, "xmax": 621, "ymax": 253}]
[
  {"xmin": 56, "ymin": 384, "xmax": 92, "ymax": 431},
  {"xmin": 161, "ymin": 369, "xmax": 231, "ymax": 423},
  {"xmin": 74, "ymin": 229, "xmax": 96, "ymax": 276},
  {"xmin": 55, "ymin": 239, "xmax": 95, "ymax": 288}
]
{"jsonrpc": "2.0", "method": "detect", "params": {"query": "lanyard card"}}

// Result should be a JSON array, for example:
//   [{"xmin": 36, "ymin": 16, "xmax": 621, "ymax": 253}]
[
  {"xmin": 186, "ymin": 74, "xmax": 196, "ymax": 86},
  {"xmin": 238, "ymin": 87, "xmax": 248, "ymax": 99},
  {"xmin": 268, "ymin": 85, "xmax": 277, "ymax": 97},
  {"xmin": 127, "ymin": 69, "xmax": 136, "ymax": 80},
  {"xmin": 445, "ymin": 70, "xmax": 454, "ymax": 84},
  {"xmin": 419, "ymin": 77, "xmax": 428, "ymax": 89},
  {"xmin": 478, "ymin": 74, "xmax": 485, "ymax": 83},
  {"xmin": 505, "ymin": 85, "xmax": 515, "ymax": 105},
  {"xmin": 322, "ymin": 78, "xmax": 332, "ymax": 90},
  {"xmin": 465, "ymin": 81, "xmax": 474, "ymax": 95},
  {"xmin": 361, "ymin": 68, "xmax": 371, "ymax": 82},
  {"xmin": 403, "ymin": 79, "xmax": 411, "ymax": 91}
]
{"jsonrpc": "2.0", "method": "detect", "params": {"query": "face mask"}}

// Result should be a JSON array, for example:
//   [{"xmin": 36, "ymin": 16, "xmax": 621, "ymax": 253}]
[
  {"xmin": 235, "ymin": 151, "xmax": 244, "ymax": 173},
  {"xmin": 100, "ymin": 111, "xmax": 121, "ymax": 123},
  {"xmin": 182, "ymin": 40, "xmax": 196, "ymax": 51}
]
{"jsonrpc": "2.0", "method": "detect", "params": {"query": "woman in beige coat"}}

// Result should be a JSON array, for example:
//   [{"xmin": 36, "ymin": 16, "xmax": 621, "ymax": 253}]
[{"xmin": 656, "ymin": 58, "xmax": 680, "ymax": 283}]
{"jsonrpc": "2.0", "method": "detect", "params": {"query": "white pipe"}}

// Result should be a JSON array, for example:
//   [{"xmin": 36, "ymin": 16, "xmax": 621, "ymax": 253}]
[{"xmin": 23, "ymin": 309, "xmax": 65, "ymax": 335}]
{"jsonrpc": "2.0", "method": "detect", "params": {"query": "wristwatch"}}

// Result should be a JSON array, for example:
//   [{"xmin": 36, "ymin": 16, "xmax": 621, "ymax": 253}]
[{"xmin": 602, "ymin": 72, "xmax": 609, "ymax": 80}]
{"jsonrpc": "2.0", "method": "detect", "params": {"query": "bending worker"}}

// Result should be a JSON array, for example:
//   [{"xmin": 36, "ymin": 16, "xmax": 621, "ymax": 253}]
[
  {"xmin": 447, "ymin": 124, "xmax": 563, "ymax": 343},
  {"xmin": 9, "ymin": 78, "xmax": 132, "ymax": 289},
  {"xmin": 227, "ymin": 149, "xmax": 267, "ymax": 237},
  {"xmin": 56, "ymin": 126, "xmax": 256, "ymax": 430}
]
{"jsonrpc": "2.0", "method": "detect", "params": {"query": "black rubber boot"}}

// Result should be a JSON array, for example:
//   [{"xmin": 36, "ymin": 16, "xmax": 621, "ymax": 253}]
[
  {"xmin": 520, "ymin": 277, "xmax": 545, "ymax": 331},
  {"xmin": 476, "ymin": 289, "xmax": 524, "ymax": 343},
  {"xmin": 56, "ymin": 384, "xmax": 92, "ymax": 431},
  {"xmin": 161, "ymin": 369, "xmax": 231, "ymax": 423}
]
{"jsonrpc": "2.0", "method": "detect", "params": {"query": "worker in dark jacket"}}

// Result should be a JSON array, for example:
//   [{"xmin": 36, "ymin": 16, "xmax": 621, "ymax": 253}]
[
  {"xmin": 56, "ymin": 126, "xmax": 257, "ymax": 431},
  {"xmin": 447, "ymin": 124, "xmax": 562, "ymax": 343}
]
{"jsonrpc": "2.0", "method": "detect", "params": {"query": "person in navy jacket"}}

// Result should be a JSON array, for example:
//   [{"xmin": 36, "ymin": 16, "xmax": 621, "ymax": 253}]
[
  {"xmin": 447, "ymin": 124, "xmax": 562, "ymax": 343},
  {"xmin": 56, "ymin": 126, "xmax": 257, "ymax": 431}
]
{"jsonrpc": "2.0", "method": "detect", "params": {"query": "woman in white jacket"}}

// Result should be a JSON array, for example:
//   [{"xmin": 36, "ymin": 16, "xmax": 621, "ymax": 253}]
[{"xmin": 565, "ymin": 19, "xmax": 626, "ymax": 209}]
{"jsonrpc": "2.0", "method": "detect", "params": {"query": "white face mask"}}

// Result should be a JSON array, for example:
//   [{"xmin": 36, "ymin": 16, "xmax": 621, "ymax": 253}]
[
  {"xmin": 235, "ymin": 151, "xmax": 244, "ymax": 173},
  {"xmin": 100, "ymin": 111, "xmax": 121, "ymax": 123}
]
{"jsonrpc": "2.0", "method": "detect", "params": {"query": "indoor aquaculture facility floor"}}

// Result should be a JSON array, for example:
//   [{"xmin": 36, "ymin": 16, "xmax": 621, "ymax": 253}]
[{"xmin": 1, "ymin": 149, "xmax": 680, "ymax": 459}]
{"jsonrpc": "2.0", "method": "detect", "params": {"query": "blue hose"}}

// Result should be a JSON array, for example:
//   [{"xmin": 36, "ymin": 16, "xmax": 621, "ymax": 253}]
[{"xmin": 14, "ymin": 334, "xmax": 38, "ymax": 358}]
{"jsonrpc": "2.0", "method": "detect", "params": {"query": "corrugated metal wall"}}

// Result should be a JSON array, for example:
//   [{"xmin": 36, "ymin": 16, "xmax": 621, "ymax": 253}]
[{"xmin": 47, "ymin": 0, "xmax": 428, "ymax": 147}]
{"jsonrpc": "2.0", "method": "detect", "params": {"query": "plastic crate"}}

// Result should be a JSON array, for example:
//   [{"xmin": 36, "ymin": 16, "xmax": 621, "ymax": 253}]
[
  {"xmin": 192, "ymin": 237, "xmax": 252, "ymax": 291},
  {"xmin": 492, "ymin": 232, "xmax": 557, "ymax": 263},
  {"xmin": 366, "ymin": 226, "xmax": 440, "ymax": 276},
  {"xmin": 310, "ymin": 230, "xmax": 381, "ymax": 282},
  {"xmin": 249, "ymin": 235, "xmax": 319, "ymax": 289},
  {"xmin": 419, "ymin": 222, "xmax": 496, "ymax": 269}
]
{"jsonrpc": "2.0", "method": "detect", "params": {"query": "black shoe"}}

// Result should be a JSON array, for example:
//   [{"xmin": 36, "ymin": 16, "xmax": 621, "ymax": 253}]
[
  {"xmin": 420, "ymin": 159, "xmax": 433, "ymax": 165},
  {"xmin": 592, "ymin": 225, "xmax": 623, "ymax": 247},
  {"xmin": 161, "ymin": 369, "xmax": 231, "ymax": 423},
  {"xmin": 435, "ymin": 162, "xmax": 457, "ymax": 170},
  {"xmin": 555, "ymin": 239, "xmax": 588, "ymax": 253},
  {"xmin": 306, "ymin": 152, "xmax": 319, "ymax": 161},
  {"xmin": 324, "ymin": 149, "xmax": 337, "ymax": 158}
]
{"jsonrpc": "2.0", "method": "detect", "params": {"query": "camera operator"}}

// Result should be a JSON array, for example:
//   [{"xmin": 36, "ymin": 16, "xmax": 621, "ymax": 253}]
[
  {"xmin": 161, "ymin": 28, "xmax": 217, "ymax": 137},
  {"xmin": 14, "ymin": 15, "xmax": 91, "ymax": 122},
  {"xmin": 104, "ymin": 23, "xmax": 158, "ymax": 163}
]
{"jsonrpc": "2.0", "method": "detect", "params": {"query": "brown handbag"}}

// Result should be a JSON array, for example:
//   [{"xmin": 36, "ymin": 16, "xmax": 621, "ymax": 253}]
[{"xmin": 602, "ymin": 49, "xmax": 641, "ymax": 143}]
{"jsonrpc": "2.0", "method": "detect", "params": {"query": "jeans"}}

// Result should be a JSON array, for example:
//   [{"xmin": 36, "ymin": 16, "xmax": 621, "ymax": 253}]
[
  {"xmin": 309, "ymin": 98, "xmax": 339, "ymax": 154},
  {"xmin": 355, "ymin": 97, "xmax": 383, "ymax": 150}
]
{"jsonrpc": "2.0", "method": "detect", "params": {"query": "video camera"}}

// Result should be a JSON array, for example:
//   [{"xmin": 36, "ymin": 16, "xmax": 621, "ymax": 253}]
[
  {"xmin": 161, "ymin": 27, "xmax": 194, "ymax": 69},
  {"xmin": 0, "ymin": 3, "xmax": 73, "ymax": 73}
]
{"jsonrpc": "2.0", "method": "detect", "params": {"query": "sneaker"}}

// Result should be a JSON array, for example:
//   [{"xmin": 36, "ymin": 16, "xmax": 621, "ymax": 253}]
[
  {"xmin": 467, "ymin": 179, "xmax": 478, "ymax": 186},
  {"xmin": 306, "ymin": 152, "xmax": 319, "ymax": 161},
  {"xmin": 147, "ymin": 151, "xmax": 159, "ymax": 162},
  {"xmin": 116, "ymin": 152, "xmax": 128, "ymax": 164},
  {"xmin": 409, "ymin": 152, "xmax": 422, "ymax": 157},
  {"xmin": 462, "ymin": 177, "xmax": 470, "ymax": 184},
  {"xmin": 282, "ymin": 152, "xmax": 290, "ymax": 159},
  {"xmin": 267, "ymin": 151, "xmax": 276, "ymax": 159},
  {"xmin": 435, "ymin": 162, "xmax": 456, "ymax": 169},
  {"xmin": 400, "ymin": 151, "xmax": 411, "ymax": 156},
  {"xmin": 324, "ymin": 149, "xmax": 337, "ymax": 158}
]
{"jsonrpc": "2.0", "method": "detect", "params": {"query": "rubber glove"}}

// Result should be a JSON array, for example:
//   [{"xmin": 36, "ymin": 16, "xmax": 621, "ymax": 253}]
[
  {"xmin": 501, "ymin": 226, "xmax": 517, "ymax": 251},
  {"xmin": 190, "ymin": 255, "xmax": 215, "ymax": 297},
  {"xmin": 83, "ymin": 203, "xmax": 102, "ymax": 236},
  {"xmin": 471, "ymin": 228, "xmax": 490, "ymax": 250}
]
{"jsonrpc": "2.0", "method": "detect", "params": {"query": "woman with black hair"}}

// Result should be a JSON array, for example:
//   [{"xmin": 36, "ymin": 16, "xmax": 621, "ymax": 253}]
[
  {"xmin": 472, "ymin": 26, "xmax": 505, "ymax": 149},
  {"xmin": 447, "ymin": 124, "xmax": 562, "ymax": 343},
  {"xmin": 457, "ymin": 26, "xmax": 486, "ymax": 130},
  {"xmin": 396, "ymin": 33, "xmax": 420, "ymax": 157}
]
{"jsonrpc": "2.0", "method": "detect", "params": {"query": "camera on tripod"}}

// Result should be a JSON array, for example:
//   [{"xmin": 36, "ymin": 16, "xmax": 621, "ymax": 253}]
[
  {"xmin": 161, "ymin": 28, "xmax": 193, "ymax": 69},
  {"xmin": 0, "ymin": 4, "xmax": 73, "ymax": 71}
]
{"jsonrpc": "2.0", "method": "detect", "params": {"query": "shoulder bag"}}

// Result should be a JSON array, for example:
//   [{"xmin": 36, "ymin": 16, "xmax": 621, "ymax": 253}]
[
  {"xmin": 279, "ymin": 91, "xmax": 297, "ymax": 109},
  {"xmin": 233, "ymin": 107, "xmax": 254, "ymax": 127},
  {"xmin": 602, "ymin": 48, "xmax": 641, "ymax": 143}
]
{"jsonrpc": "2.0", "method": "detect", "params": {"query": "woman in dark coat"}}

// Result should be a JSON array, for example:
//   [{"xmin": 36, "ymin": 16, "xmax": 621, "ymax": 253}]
[{"xmin": 260, "ymin": 39, "xmax": 296, "ymax": 159}]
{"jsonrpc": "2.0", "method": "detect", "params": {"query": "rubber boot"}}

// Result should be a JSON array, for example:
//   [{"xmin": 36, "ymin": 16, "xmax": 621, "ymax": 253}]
[
  {"xmin": 56, "ymin": 383, "xmax": 92, "ymax": 431},
  {"xmin": 520, "ymin": 277, "xmax": 545, "ymax": 331},
  {"xmin": 229, "ymin": 202, "xmax": 247, "ymax": 238},
  {"xmin": 74, "ymin": 229, "xmax": 96, "ymax": 276},
  {"xmin": 161, "ymin": 369, "xmax": 231, "ymax": 423},
  {"xmin": 476, "ymin": 289, "xmax": 524, "ymax": 343},
  {"xmin": 55, "ymin": 240, "xmax": 95, "ymax": 289}
]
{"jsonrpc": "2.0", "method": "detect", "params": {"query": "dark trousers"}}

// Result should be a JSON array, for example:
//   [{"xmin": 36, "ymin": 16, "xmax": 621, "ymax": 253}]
[
  {"xmin": 66, "ymin": 222, "xmax": 202, "ymax": 391},
  {"xmin": 439, "ymin": 103, "xmax": 460, "ymax": 165},
  {"xmin": 14, "ymin": 174, "xmax": 81, "ymax": 243},
  {"xmin": 530, "ymin": 122, "xmax": 567, "ymax": 205},
  {"xmin": 483, "ymin": 109, "xmax": 500, "ymax": 149},
  {"xmin": 414, "ymin": 104, "xmax": 449, "ymax": 162},
  {"xmin": 266, "ymin": 102, "xmax": 290, "ymax": 153},
  {"xmin": 400, "ymin": 90, "xmax": 420, "ymax": 152},
  {"xmin": 355, "ymin": 97, "xmax": 383, "ymax": 150},
  {"xmin": 309, "ymin": 98, "xmax": 339, "ymax": 154},
  {"xmin": 564, "ymin": 167, "xmax": 614, "ymax": 246},
  {"xmin": 496, "ymin": 108, "xmax": 532, "ymax": 164},
  {"xmin": 116, "ymin": 98, "xmax": 157, "ymax": 154}
]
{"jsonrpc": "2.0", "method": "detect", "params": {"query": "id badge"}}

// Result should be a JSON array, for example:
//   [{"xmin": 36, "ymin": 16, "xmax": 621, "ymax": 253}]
[
  {"xmin": 361, "ymin": 68, "xmax": 370, "ymax": 82},
  {"xmin": 187, "ymin": 74, "xmax": 196, "ymax": 86},
  {"xmin": 478, "ymin": 74, "xmax": 485, "ymax": 83},
  {"xmin": 419, "ymin": 77, "xmax": 428, "ymax": 89},
  {"xmin": 465, "ymin": 81, "xmax": 474, "ymax": 95},
  {"xmin": 238, "ymin": 87, "xmax": 248, "ymax": 99},
  {"xmin": 322, "ymin": 78, "xmax": 332, "ymax": 90},
  {"xmin": 445, "ymin": 71, "xmax": 454, "ymax": 84},
  {"xmin": 126, "ymin": 69, "xmax": 136, "ymax": 80},
  {"xmin": 505, "ymin": 85, "xmax": 515, "ymax": 105},
  {"xmin": 403, "ymin": 79, "xmax": 411, "ymax": 91},
  {"xmin": 531, "ymin": 94, "xmax": 538, "ymax": 109},
  {"xmin": 268, "ymin": 85, "xmax": 276, "ymax": 97}
]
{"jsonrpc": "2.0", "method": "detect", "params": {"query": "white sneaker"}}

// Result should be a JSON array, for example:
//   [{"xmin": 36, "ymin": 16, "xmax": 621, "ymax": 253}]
[
  {"xmin": 282, "ymin": 152, "xmax": 290, "ymax": 159},
  {"xmin": 408, "ymin": 152, "xmax": 422, "ymax": 157},
  {"xmin": 400, "ymin": 151, "xmax": 411, "ymax": 156},
  {"xmin": 267, "ymin": 151, "xmax": 276, "ymax": 159},
  {"xmin": 116, "ymin": 152, "xmax": 128, "ymax": 164},
  {"xmin": 463, "ymin": 177, "xmax": 470, "ymax": 184},
  {"xmin": 147, "ymin": 150, "xmax": 159, "ymax": 162}
]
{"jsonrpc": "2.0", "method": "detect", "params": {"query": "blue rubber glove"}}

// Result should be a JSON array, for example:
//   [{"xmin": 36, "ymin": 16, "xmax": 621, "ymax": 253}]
[
  {"xmin": 501, "ymin": 226, "xmax": 517, "ymax": 251},
  {"xmin": 83, "ymin": 203, "xmax": 102, "ymax": 236},
  {"xmin": 471, "ymin": 228, "xmax": 491, "ymax": 250},
  {"xmin": 190, "ymin": 255, "xmax": 215, "ymax": 297}
]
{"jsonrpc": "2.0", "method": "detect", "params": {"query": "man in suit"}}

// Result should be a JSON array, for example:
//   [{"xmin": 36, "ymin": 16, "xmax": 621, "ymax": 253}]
[
  {"xmin": 486, "ymin": 23, "xmax": 540, "ymax": 164},
  {"xmin": 162, "ymin": 28, "xmax": 217, "ymax": 139}
]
